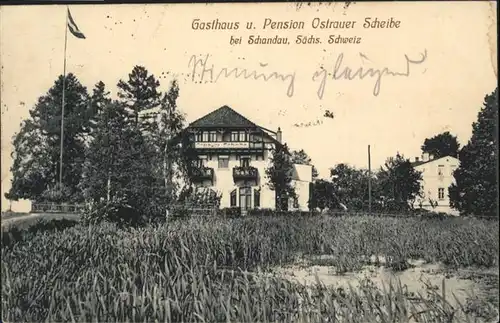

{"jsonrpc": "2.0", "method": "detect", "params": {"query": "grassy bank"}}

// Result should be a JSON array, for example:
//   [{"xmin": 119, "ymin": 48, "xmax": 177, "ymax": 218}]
[
  {"xmin": 2, "ymin": 215, "xmax": 498, "ymax": 322},
  {"xmin": 1, "ymin": 211, "xmax": 30, "ymax": 220},
  {"xmin": 1, "ymin": 213, "xmax": 80, "ymax": 233}
]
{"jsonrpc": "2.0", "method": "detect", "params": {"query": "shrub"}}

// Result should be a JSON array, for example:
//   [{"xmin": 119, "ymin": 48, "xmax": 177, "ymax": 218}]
[
  {"xmin": 179, "ymin": 186, "xmax": 222, "ymax": 207},
  {"xmin": 82, "ymin": 198, "xmax": 143, "ymax": 227},
  {"xmin": 246, "ymin": 209, "xmax": 318, "ymax": 217},
  {"xmin": 39, "ymin": 183, "xmax": 73, "ymax": 204},
  {"xmin": 247, "ymin": 208, "xmax": 274, "ymax": 216},
  {"xmin": 170, "ymin": 206, "xmax": 190, "ymax": 219},
  {"xmin": 1, "ymin": 218, "xmax": 77, "ymax": 249},
  {"xmin": 290, "ymin": 210, "xmax": 317, "ymax": 217}
]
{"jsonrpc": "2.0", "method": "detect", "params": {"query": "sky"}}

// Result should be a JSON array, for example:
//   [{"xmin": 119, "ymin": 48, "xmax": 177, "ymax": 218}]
[{"xmin": 1, "ymin": 2, "xmax": 497, "ymax": 209}]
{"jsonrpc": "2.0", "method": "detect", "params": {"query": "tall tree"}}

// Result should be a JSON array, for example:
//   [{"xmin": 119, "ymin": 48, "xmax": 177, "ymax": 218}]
[
  {"xmin": 6, "ymin": 74, "xmax": 93, "ymax": 202},
  {"xmin": 265, "ymin": 143, "xmax": 296, "ymax": 211},
  {"xmin": 147, "ymin": 80, "xmax": 187, "ymax": 203},
  {"xmin": 377, "ymin": 153, "xmax": 422, "ymax": 212},
  {"xmin": 117, "ymin": 65, "xmax": 162, "ymax": 126},
  {"xmin": 421, "ymin": 131, "xmax": 460, "ymax": 159},
  {"xmin": 291, "ymin": 149, "xmax": 319, "ymax": 180},
  {"xmin": 87, "ymin": 81, "xmax": 111, "ymax": 137},
  {"xmin": 80, "ymin": 101, "xmax": 165, "ymax": 220},
  {"xmin": 5, "ymin": 120, "xmax": 52, "ymax": 201},
  {"xmin": 330, "ymin": 163, "xmax": 372, "ymax": 210},
  {"xmin": 308, "ymin": 179, "xmax": 339, "ymax": 211},
  {"xmin": 80, "ymin": 101, "xmax": 124, "ymax": 204},
  {"xmin": 449, "ymin": 88, "xmax": 498, "ymax": 216}
]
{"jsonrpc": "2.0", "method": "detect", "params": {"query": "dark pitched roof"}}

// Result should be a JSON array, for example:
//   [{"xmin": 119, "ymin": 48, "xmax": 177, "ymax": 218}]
[
  {"xmin": 185, "ymin": 105, "xmax": 285, "ymax": 148},
  {"xmin": 411, "ymin": 155, "xmax": 458, "ymax": 167},
  {"xmin": 189, "ymin": 105, "xmax": 257, "ymax": 128}
]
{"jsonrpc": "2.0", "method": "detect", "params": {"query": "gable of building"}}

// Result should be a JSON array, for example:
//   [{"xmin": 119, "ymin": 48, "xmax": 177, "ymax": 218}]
[
  {"xmin": 187, "ymin": 105, "xmax": 284, "ymax": 148},
  {"xmin": 189, "ymin": 105, "xmax": 257, "ymax": 128},
  {"xmin": 292, "ymin": 164, "xmax": 313, "ymax": 182}
]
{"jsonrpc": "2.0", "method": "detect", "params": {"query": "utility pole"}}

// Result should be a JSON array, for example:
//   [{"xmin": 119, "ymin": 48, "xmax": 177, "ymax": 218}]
[{"xmin": 368, "ymin": 145, "xmax": 372, "ymax": 215}]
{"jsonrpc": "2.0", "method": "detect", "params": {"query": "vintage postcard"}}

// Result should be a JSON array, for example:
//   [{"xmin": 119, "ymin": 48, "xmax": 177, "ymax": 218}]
[{"xmin": 1, "ymin": 1, "xmax": 498, "ymax": 322}]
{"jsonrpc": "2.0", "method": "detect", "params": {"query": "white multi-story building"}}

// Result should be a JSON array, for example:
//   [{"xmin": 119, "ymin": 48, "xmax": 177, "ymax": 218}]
[
  {"xmin": 411, "ymin": 153, "xmax": 460, "ymax": 215},
  {"xmin": 183, "ymin": 105, "xmax": 312, "ymax": 212}
]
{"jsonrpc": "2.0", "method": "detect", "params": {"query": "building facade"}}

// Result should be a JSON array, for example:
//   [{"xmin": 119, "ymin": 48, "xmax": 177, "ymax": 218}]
[
  {"xmin": 411, "ymin": 153, "xmax": 460, "ymax": 215},
  {"xmin": 183, "ymin": 105, "xmax": 312, "ymax": 212}
]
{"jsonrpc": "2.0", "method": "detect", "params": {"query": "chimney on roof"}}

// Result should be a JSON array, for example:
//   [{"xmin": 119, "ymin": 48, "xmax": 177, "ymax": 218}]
[
  {"xmin": 422, "ymin": 153, "xmax": 429, "ymax": 161},
  {"xmin": 276, "ymin": 127, "xmax": 282, "ymax": 143}
]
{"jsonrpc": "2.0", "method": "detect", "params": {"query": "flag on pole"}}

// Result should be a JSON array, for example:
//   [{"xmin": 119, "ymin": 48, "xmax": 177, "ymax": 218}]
[
  {"xmin": 67, "ymin": 9, "xmax": 86, "ymax": 39},
  {"xmin": 59, "ymin": 7, "xmax": 85, "ymax": 186}
]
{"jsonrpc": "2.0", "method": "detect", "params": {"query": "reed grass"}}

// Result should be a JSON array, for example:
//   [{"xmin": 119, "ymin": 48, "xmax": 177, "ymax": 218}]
[{"xmin": 2, "ymin": 215, "xmax": 498, "ymax": 322}]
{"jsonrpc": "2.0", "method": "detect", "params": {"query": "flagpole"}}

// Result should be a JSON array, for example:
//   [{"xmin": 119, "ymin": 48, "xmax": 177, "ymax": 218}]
[{"xmin": 59, "ymin": 8, "xmax": 69, "ymax": 186}]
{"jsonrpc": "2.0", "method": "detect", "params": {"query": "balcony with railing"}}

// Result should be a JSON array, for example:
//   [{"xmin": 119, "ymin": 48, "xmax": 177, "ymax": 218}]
[
  {"xmin": 192, "ymin": 167, "xmax": 214, "ymax": 181},
  {"xmin": 233, "ymin": 166, "xmax": 258, "ymax": 180}
]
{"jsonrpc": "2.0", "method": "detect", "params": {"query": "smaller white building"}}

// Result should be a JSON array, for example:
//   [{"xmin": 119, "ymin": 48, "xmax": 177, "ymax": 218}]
[
  {"xmin": 412, "ymin": 153, "xmax": 460, "ymax": 215},
  {"xmin": 289, "ymin": 164, "xmax": 313, "ymax": 211}
]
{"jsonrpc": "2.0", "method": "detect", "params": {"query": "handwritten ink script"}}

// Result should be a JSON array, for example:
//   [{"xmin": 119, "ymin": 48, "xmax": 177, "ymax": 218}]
[
  {"xmin": 188, "ymin": 55, "xmax": 296, "ymax": 97},
  {"xmin": 188, "ymin": 50, "xmax": 428, "ymax": 99},
  {"xmin": 293, "ymin": 119, "xmax": 324, "ymax": 128},
  {"xmin": 313, "ymin": 50, "xmax": 428, "ymax": 98}
]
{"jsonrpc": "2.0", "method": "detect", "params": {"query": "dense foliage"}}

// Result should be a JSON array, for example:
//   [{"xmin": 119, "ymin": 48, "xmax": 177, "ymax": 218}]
[
  {"xmin": 377, "ymin": 153, "xmax": 423, "ymax": 211},
  {"xmin": 117, "ymin": 65, "xmax": 162, "ymax": 127},
  {"xmin": 329, "ymin": 163, "xmax": 372, "ymax": 210},
  {"xmin": 6, "ymin": 74, "xmax": 95, "ymax": 202},
  {"xmin": 308, "ymin": 179, "xmax": 338, "ymax": 211},
  {"xmin": 449, "ymin": 88, "xmax": 498, "ymax": 217},
  {"xmin": 265, "ymin": 143, "xmax": 296, "ymax": 211},
  {"xmin": 81, "ymin": 102, "xmax": 164, "ymax": 222},
  {"xmin": 314, "ymin": 154, "xmax": 422, "ymax": 213},
  {"xmin": 421, "ymin": 131, "xmax": 460, "ymax": 159}
]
